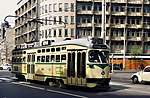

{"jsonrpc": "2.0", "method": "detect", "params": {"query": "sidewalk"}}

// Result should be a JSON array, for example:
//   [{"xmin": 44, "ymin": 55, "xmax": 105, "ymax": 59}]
[{"xmin": 110, "ymin": 70, "xmax": 138, "ymax": 79}]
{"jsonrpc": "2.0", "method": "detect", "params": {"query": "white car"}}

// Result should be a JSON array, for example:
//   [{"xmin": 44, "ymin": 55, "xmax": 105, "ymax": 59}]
[
  {"xmin": 131, "ymin": 66, "xmax": 150, "ymax": 84},
  {"xmin": 0, "ymin": 63, "xmax": 11, "ymax": 70}
]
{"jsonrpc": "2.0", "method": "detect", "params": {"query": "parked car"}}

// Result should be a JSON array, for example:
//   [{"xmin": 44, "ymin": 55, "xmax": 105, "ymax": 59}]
[
  {"xmin": 131, "ymin": 66, "xmax": 150, "ymax": 84},
  {"xmin": 0, "ymin": 63, "xmax": 11, "ymax": 70}
]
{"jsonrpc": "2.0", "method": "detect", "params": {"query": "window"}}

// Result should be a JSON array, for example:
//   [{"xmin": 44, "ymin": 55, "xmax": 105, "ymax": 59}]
[
  {"xmin": 56, "ymin": 55, "xmax": 60, "ymax": 62},
  {"xmin": 41, "ymin": 56, "xmax": 45, "ymax": 62},
  {"xmin": 37, "ymin": 56, "xmax": 40, "ymax": 62},
  {"xmin": 46, "ymin": 55, "xmax": 50, "ymax": 62},
  {"xmin": 71, "ymin": 3, "xmax": 74, "ymax": 12},
  {"xmin": 45, "ymin": 5, "xmax": 47, "ymax": 13},
  {"xmin": 45, "ymin": 17, "xmax": 47, "ymax": 25},
  {"xmin": 62, "ymin": 47, "xmax": 66, "ymax": 50},
  {"xmin": 64, "ymin": 3, "xmax": 68, "ymax": 12},
  {"xmin": 59, "ymin": 3, "xmax": 62, "ymax": 11},
  {"xmin": 51, "ymin": 48, "xmax": 55, "ymax": 52},
  {"xmin": 41, "ymin": 6, "xmax": 44, "ymax": 14},
  {"xmin": 61, "ymin": 54, "xmax": 66, "ymax": 62},
  {"xmin": 49, "ymin": 4, "xmax": 52, "ymax": 12},
  {"xmin": 37, "ymin": 50, "xmax": 41, "ymax": 53},
  {"xmin": 59, "ymin": 29, "xmax": 62, "ymax": 37},
  {"xmin": 65, "ymin": 29, "xmax": 68, "ymax": 37},
  {"xmin": 59, "ymin": 16, "xmax": 62, "ymax": 24},
  {"xmin": 48, "ymin": 29, "xmax": 51, "ymax": 37},
  {"xmin": 51, "ymin": 55, "xmax": 55, "ymax": 61},
  {"xmin": 42, "ymin": 49, "xmax": 45, "ymax": 53},
  {"xmin": 54, "ymin": 29, "xmax": 56, "ymax": 37},
  {"xmin": 54, "ymin": 16, "xmax": 56, "ymax": 24},
  {"xmin": 53, "ymin": 3, "xmax": 57, "ymax": 12},
  {"xmin": 56, "ymin": 47, "xmax": 60, "ymax": 51},
  {"xmin": 87, "ymin": 4, "xmax": 91, "ymax": 10},
  {"xmin": 71, "ymin": 16, "xmax": 74, "ymax": 24},
  {"xmin": 46, "ymin": 48, "xmax": 50, "ymax": 52},
  {"xmin": 45, "ymin": 30, "xmax": 47, "ymax": 38},
  {"xmin": 71, "ymin": 29, "xmax": 74, "ymax": 37},
  {"xmin": 65, "ymin": 16, "xmax": 68, "ymax": 24},
  {"xmin": 82, "ymin": 16, "xmax": 86, "ymax": 23},
  {"xmin": 87, "ymin": 17, "xmax": 91, "ymax": 23},
  {"xmin": 82, "ymin": 3, "xmax": 86, "ymax": 11}
]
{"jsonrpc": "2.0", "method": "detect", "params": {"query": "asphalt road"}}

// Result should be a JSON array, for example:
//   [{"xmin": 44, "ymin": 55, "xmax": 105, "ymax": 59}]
[{"xmin": 0, "ymin": 70, "xmax": 150, "ymax": 98}]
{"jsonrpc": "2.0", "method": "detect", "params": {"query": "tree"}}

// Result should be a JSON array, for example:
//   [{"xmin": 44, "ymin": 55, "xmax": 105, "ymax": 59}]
[{"xmin": 130, "ymin": 45, "xmax": 142, "ymax": 69}]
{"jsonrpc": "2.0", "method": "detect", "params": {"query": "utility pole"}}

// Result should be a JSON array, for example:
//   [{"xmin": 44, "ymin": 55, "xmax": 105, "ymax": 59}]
[
  {"xmin": 101, "ymin": 0, "xmax": 106, "ymax": 44},
  {"xmin": 92, "ymin": 0, "xmax": 95, "ymax": 37},
  {"xmin": 35, "ymin": 0, "xmax": 39, "ymax": 42}
]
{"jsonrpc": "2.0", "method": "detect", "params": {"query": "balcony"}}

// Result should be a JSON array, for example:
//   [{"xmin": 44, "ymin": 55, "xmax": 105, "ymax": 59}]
[
  {"xmin": 77, "ymin": 0, "xmax": 92, "ymax": 2},
  {"xmin": 128, "ymin": 12, "xmax": 142, "ymax": 16},
  {"xmin": 77, "ymin": 23, "xmax": 92, "ymax": 27},
  {"xmin": 128, "ymin": 0, "xmax": 141, "ymax": 4},
  {"xmin": 128, "ymin": 24, "xmax": 141, "ymax": 29},
  {"xmin": 111, "ymin": 12, "xmax": 126, "ymax": 16},
  {"xmin": 111, "ymin": 0, "xmax": 126, "ymax": 3},
  {"xmin": 111, "ymin": 24, "xmax": 125, "ymax": 29},
  {"xmin": 144, "ymin": 12, "xmax": 150, "ymax": 17},
  {"xmin": 144, "ymin": 25, "xmax": 150, "ymax": 29},
  {"xmin": 144, "ymin": 0, "xmax": 150, "ymax": 4},
  {"xmin": 111, "ymin": 36, "xmax": 122, "ymax": 41},
  {"xmin": 127, "ymin": 37, "xmax": 142, "ymax": 41},
  {"xmin": 77, "ymin": 10, "xmax": 93, "ymax": 15}
]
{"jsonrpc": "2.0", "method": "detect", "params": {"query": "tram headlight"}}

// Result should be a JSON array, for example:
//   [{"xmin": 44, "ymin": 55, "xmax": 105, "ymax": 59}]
[{"xmin": 101, "ymin": 71, "xmax": 105, "ymax": 75}]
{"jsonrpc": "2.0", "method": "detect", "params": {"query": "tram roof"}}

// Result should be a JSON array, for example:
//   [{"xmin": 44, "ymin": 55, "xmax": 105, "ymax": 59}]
[{"xmin": 51, "ymin": 38, "xmax": 93, "ymax": 48}]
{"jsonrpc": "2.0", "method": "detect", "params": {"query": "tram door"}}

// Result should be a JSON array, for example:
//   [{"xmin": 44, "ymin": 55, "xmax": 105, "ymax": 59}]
[
  {"xmin": 27, "ymin": 53, "xmax": 35, "ymax": 80},
  {"xmin": 67, "ymin": 50, "xmax": 86, "ymax": 85}
]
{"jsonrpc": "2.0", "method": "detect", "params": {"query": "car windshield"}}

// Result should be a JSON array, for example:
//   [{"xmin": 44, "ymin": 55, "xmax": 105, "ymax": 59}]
[{"xmin": 89, "ymin": 50, "xmax": 109, "ymax": 63}]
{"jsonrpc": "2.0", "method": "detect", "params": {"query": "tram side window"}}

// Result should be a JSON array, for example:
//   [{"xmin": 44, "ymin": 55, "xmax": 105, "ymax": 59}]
[
  {"xmin": 51, "ymin": 55, "xmax": 55, "ymax": 61},
  {"xmin": 37, "ymin": 56, "xmax": 41, "ymax": 62},
  {"xmin": 61, "ymin": 54, "xmax": 66, "ymax": 62},
  {"xmin": 32, "ymin": 55, "xmax": 35, "ymax": 62},
  {"xmin": 51, "ymin": 48, "xmax": 55, "ymax": 52},
  {"xmin": 42, "ymin": 49, "xmax": 45, "ymax": 53},
  {"xmin": 46, "ymin": 49, "xmax": 50, "ymax": 52},
  {"xmin": 37, "ymin": 50, "xmax": 41, "ymax": 53},
  {"xmin": 46, "ymin": 55, "xmax": 50, "ymax": 62},
  {"xmin": 23, "ymin": 57, "xmax": 26, "ymax": 62},
  {"xmin": 89, "ymin": 50, "xmax": 100, "ymax": 62},
  {"xmin": 27, "ymin": 55, "xmax": 31, "ymax": 62},
  {"xmin": 56, "ymin": 55, "xmax": 60, "ymax": 62},
  {"xmin": 41, "ymin": 56, "xmax": 45, "ymax": 62},
  {"xmin": 56, "ymin": 47, "xmax": 60, "ymax": 51}
]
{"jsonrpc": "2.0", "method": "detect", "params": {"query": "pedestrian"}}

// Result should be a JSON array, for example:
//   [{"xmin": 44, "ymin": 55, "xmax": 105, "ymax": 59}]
[
  {"xmin": 120, "ymin": 63, "xmax": 123, "ymax": 70},
  {"xmin": 139, "ymin": 63, "xmax": 145, "ymax": 70}
]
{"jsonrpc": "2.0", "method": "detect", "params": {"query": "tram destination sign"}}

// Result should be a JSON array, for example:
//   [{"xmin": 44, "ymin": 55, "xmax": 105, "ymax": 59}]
[{"xmin": 93, "ymin": 44, "xmax": 107, "ymax": 49}]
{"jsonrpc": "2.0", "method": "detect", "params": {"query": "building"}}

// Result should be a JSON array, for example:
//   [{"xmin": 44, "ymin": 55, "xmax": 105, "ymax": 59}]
[
  {"xmin": 15, "ymin": 0, "xmax": 150, "ymax": 69},
  {"xmin": 0, "ymin": 25, "xmax": 15, "ymax": 64}
]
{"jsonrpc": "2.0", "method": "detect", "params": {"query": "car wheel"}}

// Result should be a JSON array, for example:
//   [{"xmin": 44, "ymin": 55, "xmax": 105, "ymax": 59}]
[
  {"xmin": 0, "ymin": 67, "xmax": 3, "ymax": 70},
  {"xmin": 132, "ymin": 76, "xmax": 139, "ymax": 84}
]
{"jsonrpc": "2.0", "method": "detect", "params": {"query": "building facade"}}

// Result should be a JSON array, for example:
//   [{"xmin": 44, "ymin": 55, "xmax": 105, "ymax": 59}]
[{"xmin": 15, "ymin": 0, "xmax": 150, "ymax": 69}]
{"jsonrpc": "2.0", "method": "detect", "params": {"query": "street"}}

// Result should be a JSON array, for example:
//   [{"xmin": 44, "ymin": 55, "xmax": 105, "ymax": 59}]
[{"xmin": 0, "ymin": 70, "xmax": 150, "ymax": 98}]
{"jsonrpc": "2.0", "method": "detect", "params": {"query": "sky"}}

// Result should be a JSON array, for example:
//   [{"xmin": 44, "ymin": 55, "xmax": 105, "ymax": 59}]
[{"xmin": 0, "ymin": 0, "xmax": 18, "ymax": 24}]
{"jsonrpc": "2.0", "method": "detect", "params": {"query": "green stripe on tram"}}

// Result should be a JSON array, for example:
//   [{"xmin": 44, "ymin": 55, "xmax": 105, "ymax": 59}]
[
  {"xmin": 88, "ymin": 63, "xmax": 109, "ymax": 69},
  {"xmin": 35, "ymin": 74, "xmax": 66, "ymax": 79},
  {"xmin": 35, "ymin": 62, "xmax": 66, "ymax": 65}
]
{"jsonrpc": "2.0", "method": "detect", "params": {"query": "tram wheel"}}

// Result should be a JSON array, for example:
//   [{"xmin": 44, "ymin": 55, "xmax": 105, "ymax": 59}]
[
  {"xmin": 57, "ymin": 80, "xmax": 65, "ymax": 88},
  {"xmin": 49, "ymin": 81, "xmax": 54, "ymax": 87}
]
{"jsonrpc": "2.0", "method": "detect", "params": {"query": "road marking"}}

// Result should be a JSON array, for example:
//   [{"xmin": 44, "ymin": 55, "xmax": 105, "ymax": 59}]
[
  {"xmin": 12, "ymin": 82, "xmax": 88, "ymax": 98},
  {"xmin": 110, "ymin": 81, "xmax": 150, "ymax": 95},
  {"xmin": 0, "ymin": 77, "xmax": 11, "ymax": 81}
]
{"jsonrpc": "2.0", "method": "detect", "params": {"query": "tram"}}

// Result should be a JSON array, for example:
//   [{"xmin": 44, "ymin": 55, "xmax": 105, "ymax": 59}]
[{"xmin": 11, "ymin": 37, "xmax": 111, "ymax": 88}]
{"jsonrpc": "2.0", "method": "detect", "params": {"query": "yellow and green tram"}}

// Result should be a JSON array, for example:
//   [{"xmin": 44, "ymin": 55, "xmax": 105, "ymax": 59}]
[{"xmin": 12, "ymin": 37, "xmax": 111, "ymax": 88}]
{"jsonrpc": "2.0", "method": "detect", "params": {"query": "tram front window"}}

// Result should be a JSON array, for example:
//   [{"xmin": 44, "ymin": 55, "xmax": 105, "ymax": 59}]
[{"xmin": 89, "ymin": 50, "xmax": 108, "ymax": 63}]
